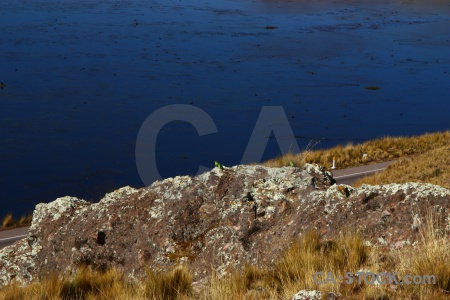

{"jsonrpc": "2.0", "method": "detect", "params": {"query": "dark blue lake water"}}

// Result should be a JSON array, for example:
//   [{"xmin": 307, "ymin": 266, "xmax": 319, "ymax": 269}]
[{"xmin": 1, "ymin": 0, "xmax": 449, "ymax": 217}]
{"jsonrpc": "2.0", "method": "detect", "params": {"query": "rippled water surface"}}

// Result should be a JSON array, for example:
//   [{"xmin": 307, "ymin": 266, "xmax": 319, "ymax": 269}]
[{"xmin": 1, "ymin": 0, "xmax": 449, "ymax": 216}]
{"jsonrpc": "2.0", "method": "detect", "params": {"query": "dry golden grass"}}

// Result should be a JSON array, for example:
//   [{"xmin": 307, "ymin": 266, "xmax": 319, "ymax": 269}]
[
  {"xmin": 144, "ymin": 266, "xmax": 193, "ymax": 299},
  {"xmin": 18, "ymin": 214, "xmax": 33, "ymax": 225},
  {"xmin": 0, "ymin": 265, "xmax": 193, "ymax": 300},
  {"xmin": 273, "ymin": 230, "xmax": 369, "ymax": 299},
  {"xmin": 354, "ymin": 144, "xmax": 450, "ymax": 189},
  {"xmin": 263, "ymin": 131, "xmax": 450, "ymax": 170},
  {"xmin": 1, "ymin": 213, "xmax": 32, "ymax": 229},
  {"xmin": 2, "ymin": 216, "xmax": 450, "ymax": 299},
  {"xmin": 379, "ymin": 210, "xmax": 450, "ymax": 299},
  {"xmin": 2, "ymin": 213, "xmax": 14, "ymax": 228},
  {"xmin": 206, "ymin": 265, "xmax": 279, "ymax": 299}
]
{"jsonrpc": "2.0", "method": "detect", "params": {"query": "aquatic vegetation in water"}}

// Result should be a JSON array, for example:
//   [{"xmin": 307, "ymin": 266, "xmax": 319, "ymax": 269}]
[
  {"xmin": 264, "ymin": 26, "xmax": 278, "ymax": 30},
  {"xmin": 365, "ymin": 86, "xmax": 380, "ymax": 90}
]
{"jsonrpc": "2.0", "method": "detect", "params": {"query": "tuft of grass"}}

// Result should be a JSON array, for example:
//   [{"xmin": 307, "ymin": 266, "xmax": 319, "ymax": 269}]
[
  {"xmin": 60, "ymin": 266, "xmax": 126, "ymax": 299},
  {"xmin": 2, "ymin": 213, "xmax": 14, "ymax": 228},
  {"xmin": 207, "ymin": 265, "xmax": 278, "ymax": 299},
  {"xmin": 0, "ymin": 267, "xmax": 128, "ymax": 300},
  {"xmin": 274, "ymin": 230, "xmax": 369, "ymax": 299},
  {"xmin": 144, "ymin": 265, "xmax": 193, "ymax": 300},
  {"xmin": 10, "ymin": 267, "xmax": 125, "ymax": 300},
  {"xmin": 395, "ymin": 212, "xmax": 450, "ymax": 295},
  {"xmin": 18, "ymin": 216, "xmax": 27, "ymax": 225},
  {"xmin": 208, "ymin": 267, "xmax": 259, "ymax": 299}
]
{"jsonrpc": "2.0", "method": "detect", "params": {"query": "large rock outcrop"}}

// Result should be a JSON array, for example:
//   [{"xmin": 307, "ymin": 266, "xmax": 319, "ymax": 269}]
[{"xmin": 1, "ymin": 164, "xmax": 450, "ymax": 287}]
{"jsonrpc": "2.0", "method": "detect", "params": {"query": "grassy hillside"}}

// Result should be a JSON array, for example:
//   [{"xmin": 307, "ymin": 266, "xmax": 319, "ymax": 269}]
[
  {"xmin": 354, "ymin": 144, "xmax": 450, "ymax": 189},
  {"xmin": 263, "ymin": 131, "xmax": 450, "ymax": 171},
  {"xmin": 263, "ymin": 131, "xmax": 450, "ymax": 190}
]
